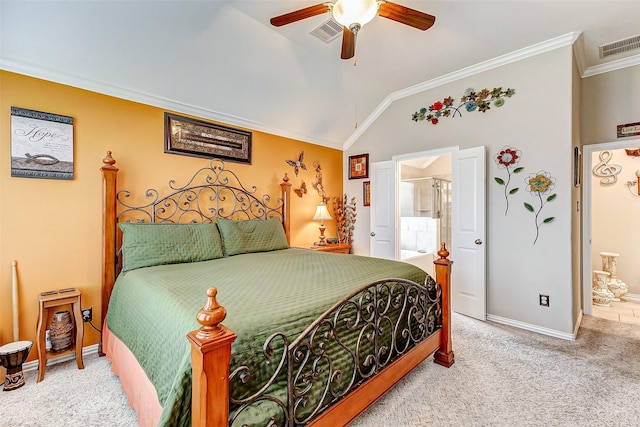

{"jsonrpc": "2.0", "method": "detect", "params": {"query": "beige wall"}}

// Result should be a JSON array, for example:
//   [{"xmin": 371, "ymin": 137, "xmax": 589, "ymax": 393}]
[
  {"xmin": 581, "ymin": 65, "xmax": 640, "ymax": 145},
  {"xmin": 400, "ymin": 155, "xmax": 452, "ymax": 180},
  {"xmin": 0, "ymin": 71, "xmax": 343, "ymax": 357},
  {"xmin": 345, "ymin": 46, "xmax": 577, "ymax": 334},
  {"xmin": 571, "ymin": 56, "xmax": 582, "ymax": 324}
]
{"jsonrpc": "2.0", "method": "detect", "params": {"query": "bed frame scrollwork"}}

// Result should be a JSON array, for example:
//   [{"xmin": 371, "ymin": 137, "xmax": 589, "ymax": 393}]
[
  {"xmin": 100, "ymin": 151, "xmax": 453, "ymax": 427},
  {"xmin": 228, "ymin": 276, "xmax": 443, "ymax": 425}
]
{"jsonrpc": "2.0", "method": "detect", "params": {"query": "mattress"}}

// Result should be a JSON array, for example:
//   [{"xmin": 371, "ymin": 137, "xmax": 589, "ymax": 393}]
[{"xmin": 106, "ymin": 248, "xmax": 428, "ymax": 426}]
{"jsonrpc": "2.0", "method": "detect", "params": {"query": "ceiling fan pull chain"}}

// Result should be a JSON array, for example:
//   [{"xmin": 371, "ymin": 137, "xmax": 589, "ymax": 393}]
[{"xmin": 354, "ymin": 58, "xmax": 358, "ymax": 128}]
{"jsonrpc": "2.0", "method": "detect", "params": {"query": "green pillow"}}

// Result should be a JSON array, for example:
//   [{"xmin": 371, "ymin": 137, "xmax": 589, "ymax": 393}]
[
  {"xmin": 119, "ymin": 222, "xmax": 224, "ymax": 272},
  {"xmin": 217, "ymin": 217, "xmax": 289, "ymax": 256}
]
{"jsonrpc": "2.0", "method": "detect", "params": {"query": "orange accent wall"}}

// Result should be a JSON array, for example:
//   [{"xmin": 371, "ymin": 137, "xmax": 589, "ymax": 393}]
[{"xmin": 0, "ymin": 71, "xmax": 342, "ymax": 358}]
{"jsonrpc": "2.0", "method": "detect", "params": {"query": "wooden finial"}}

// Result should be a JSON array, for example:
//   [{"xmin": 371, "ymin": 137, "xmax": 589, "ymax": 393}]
[
  {"xmin": 282, "ymin": 172, "xmax": 290, "ymax": 183},
  {"xmin": 102, "ymin": 151, "xmax": 116, "ymax": 167},
  {"xmin": 195, "ymin": 287, "xmax": 227, "ymax": 340},
  {"xmin": 437, "ymin": 242, "xmax": 449, "ymax": 260}
]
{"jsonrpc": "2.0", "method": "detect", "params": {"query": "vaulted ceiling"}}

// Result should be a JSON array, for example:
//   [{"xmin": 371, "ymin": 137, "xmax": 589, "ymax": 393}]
[{"xmin": 1, "ymin": 1, "xmax": 639, "ymax": 150}]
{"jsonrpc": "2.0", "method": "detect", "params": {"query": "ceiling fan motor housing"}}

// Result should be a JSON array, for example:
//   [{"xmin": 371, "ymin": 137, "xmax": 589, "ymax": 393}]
[{"xmin": 332, "ymin": 0, "xmax": 379, "ymax": 29}]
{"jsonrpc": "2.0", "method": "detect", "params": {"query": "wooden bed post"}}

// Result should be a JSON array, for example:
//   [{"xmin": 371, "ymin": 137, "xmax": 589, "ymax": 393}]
[
  {"xmin": 188, "ymin": 287, "xmax": 237, "ymax": 427},
  {"xmin": 281, "ymin": 173, "xmax": 292, "ymax": 244},
  {"xmin": 100, "ymin": 151, "xmax": 119, "ymax": 355},
  {"xmin": 433, "ymin": 243, "xmax": 454, "ymax": 367}
]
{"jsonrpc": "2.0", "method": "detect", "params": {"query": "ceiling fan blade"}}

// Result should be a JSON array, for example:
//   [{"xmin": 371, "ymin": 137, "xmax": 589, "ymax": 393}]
[
  {"xmin": 378, "ymin": 1, "xmax": 436, "ymax": 31},
  {"xmin": 270, "ymin": 4, "xmax": 331, "ymax": 27},
  {"xmin": 341, "ymin": 27, "xmax": 355, "ymax": 60}
]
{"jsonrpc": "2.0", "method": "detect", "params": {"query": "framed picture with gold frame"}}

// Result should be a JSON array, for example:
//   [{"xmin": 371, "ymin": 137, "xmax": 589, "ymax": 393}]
[
  {"xmin": 348, "ymin": 153, "xmax": 369, "ymax": 179},
  {"xmin": 363, "ymin": 181, "xmax": 371, "ymax": 206}
]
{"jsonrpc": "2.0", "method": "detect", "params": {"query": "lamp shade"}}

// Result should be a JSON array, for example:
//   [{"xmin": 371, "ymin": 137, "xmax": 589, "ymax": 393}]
[
  {"xmin": 332, "ymin": 0, "xmax": 378, "ymax": 29},
  {"xmin": 313, "ymin": 203, "xmax": 333, "ymax": 221}
]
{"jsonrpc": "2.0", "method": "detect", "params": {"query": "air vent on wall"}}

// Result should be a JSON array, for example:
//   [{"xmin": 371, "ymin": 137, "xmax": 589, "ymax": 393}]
[
  {"xmin": 310, "ymin": 18, "xmax": 343, "ymax": 43},
  {"xmin": 599, "ymin": 34, "xmax": 640, "ymax": 58}
]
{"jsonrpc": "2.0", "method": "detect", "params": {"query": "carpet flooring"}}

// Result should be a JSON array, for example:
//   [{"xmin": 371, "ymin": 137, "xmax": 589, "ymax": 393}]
[{"xmin": 2, "ymin": 313, "xmax": 639, "ymax": 426}]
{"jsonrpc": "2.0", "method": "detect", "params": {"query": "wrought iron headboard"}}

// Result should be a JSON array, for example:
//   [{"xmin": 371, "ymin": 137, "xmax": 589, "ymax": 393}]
[
  {"xmin": 114, "ymin": 158, "xmax": 288, "ymax": 272},
  {"xmin": 100, "ymin": 151, "xmax": 291, "ymax": 342},
  {"xmin": 116, "ymin": 158, "xmax": 285, "ymax": 224}
]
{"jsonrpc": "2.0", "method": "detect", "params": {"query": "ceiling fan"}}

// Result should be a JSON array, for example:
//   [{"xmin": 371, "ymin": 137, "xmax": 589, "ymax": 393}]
[{"xmin": 270, "ymin": 0, "xmax": 435, "ymax": 60}]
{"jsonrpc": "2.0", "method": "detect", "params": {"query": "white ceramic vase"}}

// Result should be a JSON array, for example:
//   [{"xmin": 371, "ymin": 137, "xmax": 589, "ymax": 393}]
[
  {"xmin": 600, "ymin": 252, "xmax": 628, "ymax": 301},
  {"xmin": 592, "ymin": 270, "xmax": 614, "ymax": 306}
]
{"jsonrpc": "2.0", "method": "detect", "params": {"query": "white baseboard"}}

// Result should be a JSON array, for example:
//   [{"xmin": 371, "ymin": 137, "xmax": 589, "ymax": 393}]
[
  {"xmin": 622, "ymin": 293, "xmax": 640, "ymax": 302},
  {"xmin": 22, "ymin": 344, "xmax": 99, "ymax": 373},
  {"xmin": 486, "ymin": 314, "xmax": 577, "ymax": 341}
]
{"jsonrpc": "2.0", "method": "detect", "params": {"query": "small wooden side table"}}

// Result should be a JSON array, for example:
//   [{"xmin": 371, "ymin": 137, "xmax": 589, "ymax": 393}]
[
  {"xmin": 310, "ymin": 243, "xmax": 352, "ymax": 254},
  {"xmin": 36, "ymin": 288, "xmax": 84, "ymax": 382}
]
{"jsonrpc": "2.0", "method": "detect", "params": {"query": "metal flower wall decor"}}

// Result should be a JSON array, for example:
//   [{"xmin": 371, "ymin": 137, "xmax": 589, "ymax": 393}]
[
  {"xmin": 411, "ymin": 87, "xmax": 516, "ymax": 125},
  {"xmin": 494, "ymin": 146, "xmax": 523, "ymax": 215},
  {"xmin": 524, "ymin": 171, "xmax": 556, "ymax": 244}
]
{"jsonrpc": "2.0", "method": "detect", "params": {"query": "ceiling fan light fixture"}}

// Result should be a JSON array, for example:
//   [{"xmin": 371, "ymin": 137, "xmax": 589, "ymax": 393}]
[{"xmin": 332, "ymin": 0, "xmax": 379, "ymax": 29}]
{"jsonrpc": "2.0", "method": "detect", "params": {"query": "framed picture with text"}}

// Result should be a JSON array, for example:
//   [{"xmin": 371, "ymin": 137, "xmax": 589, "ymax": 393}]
[
  {"xmin": 348, "ymin": 153, "xmax": 369, "ymax": 179},
  {"xmin": 11, "ymin": 106, "xmax": 74, "ymax": 180}
]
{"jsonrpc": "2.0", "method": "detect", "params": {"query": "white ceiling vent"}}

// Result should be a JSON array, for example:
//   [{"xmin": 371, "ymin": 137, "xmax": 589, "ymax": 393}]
[
  {"xmin": 599, "ymin": 35, "xmax": 640, "ymax": 58},
  {"xmin": 310, "ymin": 18, "xmax": 343, "ymax": 43}
]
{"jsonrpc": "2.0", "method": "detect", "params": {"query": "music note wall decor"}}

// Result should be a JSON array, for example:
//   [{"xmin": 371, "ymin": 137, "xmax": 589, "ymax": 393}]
[{"xmin": 592, "ymin": 150, "xmax": 622, "ymax": 185}]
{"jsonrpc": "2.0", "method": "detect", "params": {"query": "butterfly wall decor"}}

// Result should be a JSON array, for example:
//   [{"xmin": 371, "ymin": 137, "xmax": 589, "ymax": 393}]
[
  {"xmin": 294, "ymin": 180, "xmax": 308, "ymax": 198},
  {"xmin": 286, "ymin": 151, "xmax": 307, "ymax": 176}
]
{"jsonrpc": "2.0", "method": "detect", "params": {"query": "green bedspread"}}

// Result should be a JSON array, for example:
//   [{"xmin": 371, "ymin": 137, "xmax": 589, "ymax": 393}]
[{"xmin": 106, "ymin": 248, "xmax": 428, "ymax": 426}]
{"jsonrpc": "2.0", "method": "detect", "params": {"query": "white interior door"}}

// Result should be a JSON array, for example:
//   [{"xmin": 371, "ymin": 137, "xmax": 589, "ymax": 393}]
[
  {"xmin": 369, "ymin": 160, "xmax": 396, "ymax": 260},
  {"xmin": 451, "ymin": 146, "xmax": 486, "ymax": 320}
]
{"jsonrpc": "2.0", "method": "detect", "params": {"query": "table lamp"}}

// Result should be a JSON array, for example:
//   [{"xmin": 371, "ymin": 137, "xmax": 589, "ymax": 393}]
[{"xmin": 313, "ymin": 202, "xmax": 333, "ymax": 246}]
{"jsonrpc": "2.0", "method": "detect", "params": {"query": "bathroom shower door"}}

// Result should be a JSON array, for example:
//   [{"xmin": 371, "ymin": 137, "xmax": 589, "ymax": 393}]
[{"xmin": 433, "ymin": 178, "xmax": 452, "ymax": 250}]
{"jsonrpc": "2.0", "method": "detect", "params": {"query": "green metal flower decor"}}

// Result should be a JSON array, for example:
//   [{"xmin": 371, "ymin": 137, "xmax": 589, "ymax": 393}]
[
  {"xmin": 524, "ymin": 171, "xmax": 556, "ymax": 244},
  {"xmin": 494, "ymin": 146, "xmax": 523, "ymax": 215},
  {"xmin": 411, "ymin": 87, "xmax": 516, "ymax": 124}
]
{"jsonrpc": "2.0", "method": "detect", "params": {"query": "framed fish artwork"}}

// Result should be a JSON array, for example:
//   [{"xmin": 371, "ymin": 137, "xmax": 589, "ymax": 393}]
[{"xmin": 10, "ymin": 107, "xmax": 74, "ymax": 180}]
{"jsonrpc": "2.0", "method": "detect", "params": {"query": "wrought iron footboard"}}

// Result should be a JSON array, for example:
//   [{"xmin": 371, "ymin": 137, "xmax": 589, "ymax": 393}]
[{"xmin": 228, "ymin": 275, "xmax": 441, "ymax": 426}]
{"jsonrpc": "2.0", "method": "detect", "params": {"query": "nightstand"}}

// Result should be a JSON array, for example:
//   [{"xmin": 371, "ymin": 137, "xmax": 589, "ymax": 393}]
[
  {"xmin": 311, "ymin": 243, "xmax": 352, "ymax": 254},
  {"xmin": 36, "ymin": 288, "xmax": 84, "ymax": 382}
]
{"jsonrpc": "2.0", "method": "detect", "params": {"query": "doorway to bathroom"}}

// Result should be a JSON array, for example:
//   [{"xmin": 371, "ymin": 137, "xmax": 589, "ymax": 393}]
[
  {"xmin": 371, "ymin": 146, "xmax": 486, "ymax": 320},
  {"xmin": 398, "ymin": 154, "xmax": 452, "ymax": 266},
  {"xmin": 583, "ymin": 138, "xmax": 640, "ymax": 323}
]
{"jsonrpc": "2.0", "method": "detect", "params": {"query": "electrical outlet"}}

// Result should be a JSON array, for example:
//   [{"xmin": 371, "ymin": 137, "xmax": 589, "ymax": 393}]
[
  {"xmin": 539, "ymin": 295, "xmax": 549, "ymax": 307},
  {"xmin": 82, "ymin": 307, "xmax": 92, "ymax": 322}
]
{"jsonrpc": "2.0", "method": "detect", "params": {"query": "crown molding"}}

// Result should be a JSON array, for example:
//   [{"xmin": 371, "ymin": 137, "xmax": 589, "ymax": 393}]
[
  {"xmin": 582, "ymin": 54, "xmax": 640, "ymax": 78},
  {"xmin": 572, "ymin": 33, "xmax": 586, "ymax": 77},
  {"xmin": 0, "ymin": 59, "xmax": 343, "ymax": 151},
  {"xmin": 342, "ymin": 32, "xmax": 581, "ymax": 150},
  {"xmin": 4, "ymin": 28, "xmax": 635, "ymax": 154}
]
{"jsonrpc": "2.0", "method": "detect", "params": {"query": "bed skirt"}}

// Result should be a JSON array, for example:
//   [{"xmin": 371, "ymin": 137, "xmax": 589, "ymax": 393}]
[{"xmin": 103, "ymin": 323, "xmax": 163, "ymax": 427}]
